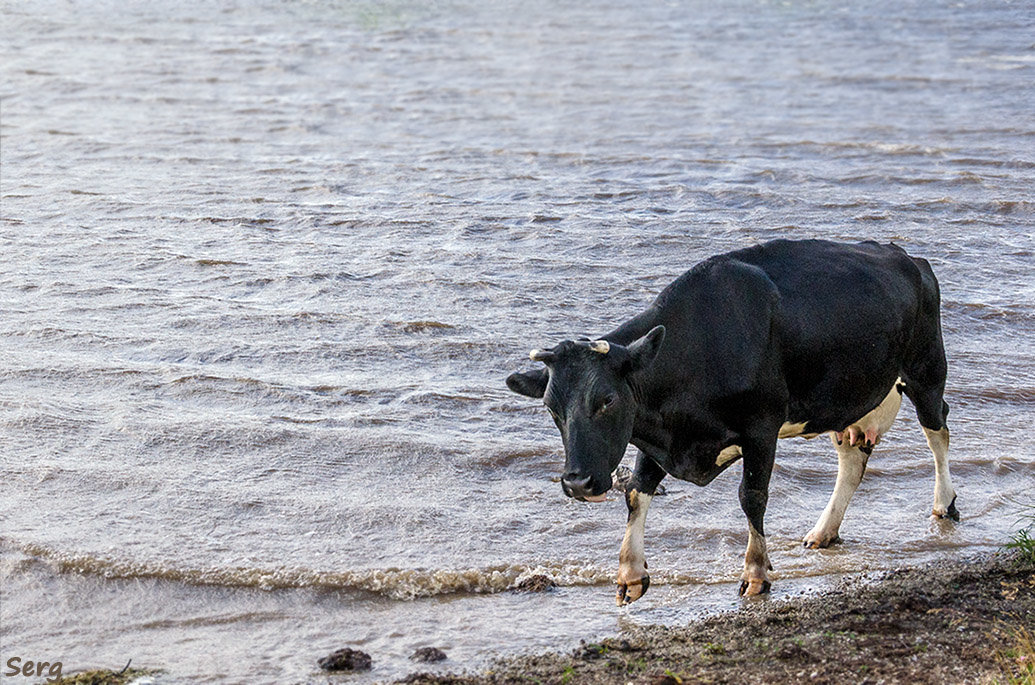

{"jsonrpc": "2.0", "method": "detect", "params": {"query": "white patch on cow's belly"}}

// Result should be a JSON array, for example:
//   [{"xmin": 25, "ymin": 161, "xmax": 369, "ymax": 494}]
[
  {"xmin": 778, "ymin": 422, "xmax": 821, "ymax": 439},
  {"xmin": 837, "ymin": 378, "xmax": 903, "ymax": 446},
  {"xmin": 785, "ymin": 377, "xmax": 905, "ymax": 446},
  {"xmin": 862, "ymin": 379, "xmax": 904, "ymax": 436},
  {"xmin": 715, "ymin": 444, "xmax": 742, "ymax": 467},
  {"xmin": 778, "ymin": 422, "xmax": 807, "ymax": 438}
]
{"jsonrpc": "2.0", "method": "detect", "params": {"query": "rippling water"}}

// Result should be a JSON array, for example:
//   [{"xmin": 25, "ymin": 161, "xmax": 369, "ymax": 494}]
[{"xmin": 2, "ymin": 1, "xmax": 1033, "ymax": 682}]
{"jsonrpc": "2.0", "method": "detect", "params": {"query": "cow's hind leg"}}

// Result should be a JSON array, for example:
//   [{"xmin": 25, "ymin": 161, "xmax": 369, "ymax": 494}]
[
  {"xmin": 616, "ymin": 451, "xmax": 665, "ymax": 606},
  {"xmin": 803, "ymin": 437, "xmax": 870, "ymax": 548},
  {"xmin": 924, "ymin": 424, "xmax": 958, "ymax": 520},
  {"xmin": 804, "ymin": 382, "xmax": 903, "ymax": 548},
  {"xmin": 903, "ymin": 382, "xmax": 958, "ymax": 521},
  {"xmin": 739, "ymin": 435, "xmax": 777, "ymax": 596},
  {"xmin": 901, "ymin": 263, "xmax": 959, "ymax": 521}
]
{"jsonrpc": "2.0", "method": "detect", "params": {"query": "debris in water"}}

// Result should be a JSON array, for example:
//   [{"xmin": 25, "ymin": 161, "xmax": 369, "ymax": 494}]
[
  {"xmin": 318, "ymin": 647, "xmax": 372, "ymax": 672},
  {"xmin": 611, "ymin": 466, "xmax": 667, "ymax": 495},
  {"xmin": 515, "ymin": 574, "xmax": 557, "ymax": 592},
  {"xmin": 410, "ymin": 647, "xmax": 447, "ymax": 663}
]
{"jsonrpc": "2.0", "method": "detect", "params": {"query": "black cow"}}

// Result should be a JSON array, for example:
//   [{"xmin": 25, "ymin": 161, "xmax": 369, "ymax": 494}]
[{"xmin": 506, "ymin": 239, "xmax": 957, "ymax": 603}]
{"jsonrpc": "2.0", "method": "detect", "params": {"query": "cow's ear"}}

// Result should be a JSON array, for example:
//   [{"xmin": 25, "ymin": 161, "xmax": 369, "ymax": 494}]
[
  {"xmin": 626, "ymin": 325, "xmax": 665, "ymax": 373},
  {"xmin": 506, "ymin": 369, "xmax": 548, "ymax": 398}
]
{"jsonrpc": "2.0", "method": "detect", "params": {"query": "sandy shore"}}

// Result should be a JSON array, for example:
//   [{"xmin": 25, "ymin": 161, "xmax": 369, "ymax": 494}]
[{"xmin": 400, "ymin": 552, "xmax": 1034, "ymax": 685}]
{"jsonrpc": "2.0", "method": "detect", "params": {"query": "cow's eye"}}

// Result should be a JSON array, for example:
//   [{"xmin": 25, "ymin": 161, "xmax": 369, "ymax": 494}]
[{"xmin": 596, "ymin": 394, "xmax": 617, "ymax": 415}]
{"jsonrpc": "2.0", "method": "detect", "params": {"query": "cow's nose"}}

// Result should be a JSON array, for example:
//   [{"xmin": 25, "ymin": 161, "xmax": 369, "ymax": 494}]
[{"xmin": 561, "ymin": 474, "xmax": 598, "ymax": 500}]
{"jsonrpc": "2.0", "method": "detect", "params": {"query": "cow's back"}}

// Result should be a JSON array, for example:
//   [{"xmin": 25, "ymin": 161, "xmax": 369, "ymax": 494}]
[{"xmin": 728, "ymin": 239, "xmax": 935, "ymax": 432}]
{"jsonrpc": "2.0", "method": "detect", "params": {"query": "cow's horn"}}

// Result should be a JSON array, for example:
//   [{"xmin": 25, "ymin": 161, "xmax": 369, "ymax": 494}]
[
  {"xmin": 588, "ymin": 340, "xmax": 610, "ymax": 354},
  {"xmin": 530, "ymin": 349, "xmax": 554, "ymax": 362}
]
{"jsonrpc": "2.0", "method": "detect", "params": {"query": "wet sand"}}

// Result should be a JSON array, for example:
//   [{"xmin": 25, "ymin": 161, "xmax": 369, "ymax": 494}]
[{"xmin": 400, "ymin": 552, "xmax": 1034, "ymax": 685}]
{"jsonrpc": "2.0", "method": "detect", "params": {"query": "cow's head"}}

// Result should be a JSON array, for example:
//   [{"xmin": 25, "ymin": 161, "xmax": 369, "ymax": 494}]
[{"xmin": 506, "ymin": 326, "xmax": 666, "ymax": 502}]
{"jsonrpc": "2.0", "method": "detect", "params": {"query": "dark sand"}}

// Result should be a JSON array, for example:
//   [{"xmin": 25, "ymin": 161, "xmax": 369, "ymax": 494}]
[{"xmin": 400, "ymin": 552, "xmax": 1034, "ymax": 685}]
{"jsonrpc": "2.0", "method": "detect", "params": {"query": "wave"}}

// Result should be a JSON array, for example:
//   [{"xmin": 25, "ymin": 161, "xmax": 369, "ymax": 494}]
[
  {"xmin": 951, "ymin": 385, "xmax": 1035, "ymax": 405},
  {"xmin": 943, "ymin": 300, "xmax": 1034, "ymax": 325},
  {"xmin": 5, "ymin": 539, "xmax": 620, "ymax": 600},
  {"xmin": 758, "ymin": 139, "xmax": 950, "ymax": 157},
  {"xmin": 8, "ymin": 537, "xmax": 992, "ymax": 605},
  {"xmin": 6, "ymin": 539, "xmax": 805, "ymax": 600}
]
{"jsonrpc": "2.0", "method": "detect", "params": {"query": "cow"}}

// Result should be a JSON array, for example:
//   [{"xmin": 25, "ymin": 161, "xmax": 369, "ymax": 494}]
[{"xmin": 506, "ymin": 239, "xmax": 958, "ymax": 604}]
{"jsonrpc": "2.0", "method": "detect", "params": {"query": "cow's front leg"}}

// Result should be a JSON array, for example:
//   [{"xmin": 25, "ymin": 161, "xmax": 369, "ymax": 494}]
[
  {"xmin": 739, "ymin": 438, "xmax": 776, "ymax": 596},
  {"xmin": 616, "ymin": 451, "xmax": 665, "ymax": 606}
]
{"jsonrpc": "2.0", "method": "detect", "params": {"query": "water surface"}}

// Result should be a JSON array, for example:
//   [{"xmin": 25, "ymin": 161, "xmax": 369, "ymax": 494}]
[{"xmin": 1, "ymin": 1, "xmax": 1033, "ymax": 682}]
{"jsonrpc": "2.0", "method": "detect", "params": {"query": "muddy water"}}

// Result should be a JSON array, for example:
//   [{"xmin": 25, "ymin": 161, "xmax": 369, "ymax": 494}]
[{"xmin": 1, "ymin": 1, "xmax": 1032, "ymax": 682}]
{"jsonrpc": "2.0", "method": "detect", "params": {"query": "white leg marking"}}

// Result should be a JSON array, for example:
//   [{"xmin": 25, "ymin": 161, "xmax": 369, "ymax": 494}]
[
  {"xmin": 740, "ymin": 522, "xmax": 772, "ymax": 596},
  {"xmin": 616, "ymin": 489, "xmax": 652, "ymax": 605},
  {"xmin": 804, "ymin": 435, "xmax": 869, "ymax": 548},
  {"xmin": 924, "ymin": 426, "xmax": 957, "ymax": 519},
  {"xmin": 806, "ymin": 382, "xmax": 904, "ymax": 547}
]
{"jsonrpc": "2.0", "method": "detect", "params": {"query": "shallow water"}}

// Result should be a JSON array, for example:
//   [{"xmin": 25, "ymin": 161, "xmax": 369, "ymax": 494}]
[{"xmin": 1, "ymin": 0, "xmax": 1033, "ymax": 682}]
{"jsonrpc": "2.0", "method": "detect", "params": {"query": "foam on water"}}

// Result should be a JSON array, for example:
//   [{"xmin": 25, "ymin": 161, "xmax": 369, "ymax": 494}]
[{"xmin": 4, "ymin": 539, "xmax": 619, "ymax": 598}]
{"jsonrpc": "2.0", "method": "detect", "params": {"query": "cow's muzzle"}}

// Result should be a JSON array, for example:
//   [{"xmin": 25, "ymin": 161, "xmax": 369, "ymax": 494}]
[{"xmin": 561, "ymin": 473, "xmax": 611, "ymax": 502}]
